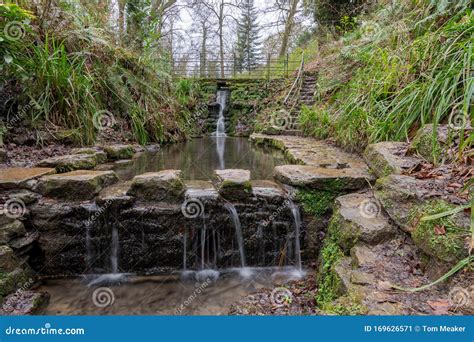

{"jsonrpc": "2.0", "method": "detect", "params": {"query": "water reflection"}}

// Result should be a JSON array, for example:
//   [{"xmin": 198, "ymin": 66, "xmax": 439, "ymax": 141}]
[{"xmin": 114, "ymin": 137, "xmax": 290, "ymax": 180}]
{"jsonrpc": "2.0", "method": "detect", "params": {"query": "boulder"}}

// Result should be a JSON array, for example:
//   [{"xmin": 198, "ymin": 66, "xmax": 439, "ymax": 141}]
[
  {"xmin": 7, "ymin": 190, "xmax": 41, "ymax": 205},
  {"xmin": 374, "ymin": 175, "xmax": 423, "ymax": 232},
  {"xmin": 35, "ymin": 170, "xmax": 118, "ymax": 200},
  {"xmin": 363, "ymin": 142, "xmax": 420, "ymax": 178},
  {"xmin": 274, "ymin": 165, "xmax": 372, "ymax": 191},
  {"xmin": 0, "ymin": 219, "xmax": 26, "ymax": 245},
  {"xmin": 0, "ymin": 245, "xmax": 20, "ymax": 272},
  {"xmin": 0, "ymin": 148, "xmax": 7, "ymax": 163},
  {"xmin": 350, "ymin": 245, "xmax": 377, "ymax": 268},
  {"xmin": 1, "ymin": 291, "xmax": 49, "ymax": 315},
  {"xmin": 103, "ymin": 144, "xmax": 135, "ymax": 160},
  {"xmin": 127, "ymin": 170, "xmax": 185, "ymax": 202},
  {"xmin": 215, "ymin": 169, "xmax": 252, "ymax": 201},
  {"xmin": 374, "ymin": 175, "xmax": 470, "ymax": 262},
  {"xmin": 330, "ymin": 192, "xmax": 397, "ymax": 252},
  {"xmin": 408, "ymin": 124, "xmax": 448, "ymax": 163},
  {"xmin": 36, "ymin": 154, "xmax": 98, "ymax": 173},
  {"xmin": 0, "ymin": 167, "xmax": 55, "ymax": 190},
  {"xmin": 0, "ymin": 267, "xmax": 32, "ymax": 297}
]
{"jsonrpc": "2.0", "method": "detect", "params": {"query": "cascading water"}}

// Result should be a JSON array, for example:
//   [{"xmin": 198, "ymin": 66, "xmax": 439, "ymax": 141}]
[
  {"xmin": 224, "ymin": 203, "xmax": 246, "ymax": 268},
  {"xmin": 213, "ymin": 89, "xmax": 228, "ymax": 169},
  {"xmin": 110, "ymin": 226, "xmax": 119, "ymax": 274},
  {"xmin": 287, "ymin": 199, "xmax": 302, "ymax": 271}
]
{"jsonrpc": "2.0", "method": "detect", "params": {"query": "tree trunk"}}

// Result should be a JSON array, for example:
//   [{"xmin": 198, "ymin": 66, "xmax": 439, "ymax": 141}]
[
  {"xmin": 218, "ymin": 1, "xmax": 225, "ymax": 78},
  {"xmin": 118, "ymin": 0, "xmax": 126, "ymax": 42},
  {"xmin": 279, "ymin": 0, "xmax": 299, "ymax": 58}
]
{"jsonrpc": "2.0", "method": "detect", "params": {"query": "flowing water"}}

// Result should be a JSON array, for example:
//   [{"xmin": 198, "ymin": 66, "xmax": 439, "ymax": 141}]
[
  {"xmin": 287, "ymin": 199, "xmax": 302, "ymax": 271},
  {"xmin": 39, "ymin": 267, "xmax": 304, "ymax": 315},
  {"xmin": 113, "ymin": 137, "xmax": 289, "ymax": 181},
  {"xmin": 224, "ymin": 203, "xmax": 246, "ymax": 268}
]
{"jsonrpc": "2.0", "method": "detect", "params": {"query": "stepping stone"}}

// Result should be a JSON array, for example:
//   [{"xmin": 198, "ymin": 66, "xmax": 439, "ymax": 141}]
[
  {"xmin": 0, "ymin": 167, "xmax": 55, "ymax": 190},
  {"xmin": 97, "ymin": 181, "xmax": 134, "ymax": 207},
  {"xmin": 36, "ymin": 154, "xmax": 99, "ymax": 173},
  {"xmin": 331, "ymin": 192, "xmax": 397, "ymax": 251},
  {"xmin": 251, "ymin": 180, "xmax": 286, "ymax": 204},
  {"xmin": 35, "ymin": 170, "xmax": 118, "ymax": 200},
  {"xmin": 127, "ymin": 170, "xmax": 185, "ymax": 202},
  {"xmin": 103, "ymin": 144, "xmax": 136, "ymax": 160},
  {"xmin": 274, "ymin": 165, "xmax": 372, "ymax": 191},
  {"xmin": 185, "ymin": 181, "xmax": 219, "ymax": 202},
  {"xmin": 215, "ymin": 169, "xmax": 252, "ymax": 201},
  {"xmin": 71, "ymin": 147, "xmax": 108, "ymax": 164},
  {"xmin": 364, "ymin": 142, "xmax": 420, "ymax": 178}
]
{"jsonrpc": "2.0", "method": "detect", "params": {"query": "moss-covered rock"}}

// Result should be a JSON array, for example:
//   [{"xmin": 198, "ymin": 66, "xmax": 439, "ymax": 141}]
[
  {"xmin": 330, "ymin": 192, "xmax": 397, "ymax": 252},
  {"xmin": 103, "ymin": 144, "xmax": 136, "ymax": 160},
  {"xmin": 408, "ymin": 124, "xmax": 448, "ymax": 164},
  {"xmin": 36, "ymin": 154, "xmax": 99, "ymax": 173},
  {"xmin": 127, "ymin": 170, "xmax": 185, "ymax": 202},
  {"xmin": 0, "ymin": 220, "xmax": 26, "ymax": 245},
  {"xmin": 35, "ymin": 170, "xmax": 119, "ymax": 200},
  {"xmin": 0, "ymin": 268, "xmax": 32, "ymax": 297},
  {"xmin": 215, "ymin": 169, "xmax": 252, "ymax": 201},
  {"xmin": 363, "ymin": 141, "xmax": 420, "ymax": 178},
  {"xmin": 0, "ymin": 246, "xmax": 20, "ymax": 273},
  {"xmin": 409, "ymin": 200, "xmax": 470, "ymax": 263}
]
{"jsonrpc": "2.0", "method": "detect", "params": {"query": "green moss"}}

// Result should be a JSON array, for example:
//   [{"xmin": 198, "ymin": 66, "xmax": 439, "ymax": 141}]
[
  {"xmin": 410, "ymin": 200, "xmax": 469, "ymax": 262},
  {"xmin": 316, "ymin": 237, "xmax": 344, "ymax": 306},
  {"xmin": 321, "ymin": 292, "xmax": 368, "ymax": 315},
  {"xmin": 297, "ymin": 189, "xmax": 338, "ymax": 217}
]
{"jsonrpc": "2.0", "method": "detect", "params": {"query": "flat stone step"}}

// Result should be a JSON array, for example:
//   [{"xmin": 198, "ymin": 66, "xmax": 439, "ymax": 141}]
[
  {"xmin": 250, "ymin": 134, "xmax": 369, "ymax": 169},
  {"xmin": 36, "ymin": 154, "xmax": 99, "ymax": 173},
  {"xmin": 215, "ymin": 169, "xmax": 252, "ymax": 201},
  {"xmin": 281, "ymin": 130, "xmax": 302, "ymax": 136},
  {"xmin": 184, "ymin": 180, "xmax": 219, "ymax": 202},
  {"xmin": 127, "ymin": 170, "xmax": 185, "ymax": 202},
  {"xmin": 274, "ymin": 165, "xmax": 373, "ymax": 190},
  {"xmin": 0, "ymin": 167, "xmax": 55, "ymax": 190},
  {"xmin": 35, "ymin": 170, "xmax": 118, "ymax": 200}
]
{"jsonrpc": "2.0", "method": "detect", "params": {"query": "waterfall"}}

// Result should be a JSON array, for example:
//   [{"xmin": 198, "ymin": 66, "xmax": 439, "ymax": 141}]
[
  {"xmin": 224, "ymin": 203, "xmax": 246, "ymax": 268},
  {"xmin": 287, "ymin": 199, "xmax": 302, "ymax": 271},
  {"xmin": 213, "ymin": 89, "xmax": 228, "ymax": 169},
  {"xmin": 110, "ymin": 226, "xmax": 119, "ymax": 274},
  {"xmin": 183, "ymin": 228, "xmax": 187, "ymax": 270},
  {"xmin": 214, "ymin": 90, "xmax": 228, "ymax": 137}
]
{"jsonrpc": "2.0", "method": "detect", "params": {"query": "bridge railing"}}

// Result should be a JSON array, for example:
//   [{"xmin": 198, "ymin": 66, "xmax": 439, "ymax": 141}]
[{"xmin": 170, "ymin": 53, "xmax": 303, "ymax": 79}]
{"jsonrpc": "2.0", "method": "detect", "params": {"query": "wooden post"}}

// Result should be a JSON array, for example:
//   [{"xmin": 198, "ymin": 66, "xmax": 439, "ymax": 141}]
[{"xmin": 285, "ymin": 53, "xmax": 289, "ymax": 78}]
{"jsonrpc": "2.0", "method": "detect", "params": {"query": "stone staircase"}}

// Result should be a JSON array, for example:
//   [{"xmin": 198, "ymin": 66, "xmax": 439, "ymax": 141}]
[{"xmin": 285, "ymin": 73, "xmax": 317, "ymax": 135}]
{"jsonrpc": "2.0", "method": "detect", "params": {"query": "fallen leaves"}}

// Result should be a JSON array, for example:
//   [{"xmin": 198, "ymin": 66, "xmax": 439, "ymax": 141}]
[
  {"xmin": 434, "ymin": 225, "xmax": 446, "ymax": 235},
  {"xmin": 427, "ymin": 299, "xmax": 450, "ymax": 315}
]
